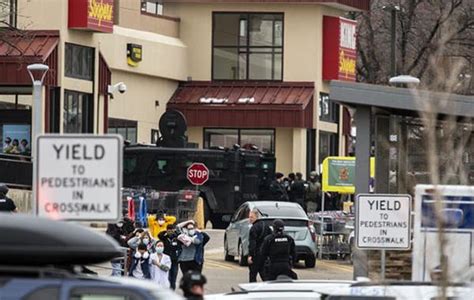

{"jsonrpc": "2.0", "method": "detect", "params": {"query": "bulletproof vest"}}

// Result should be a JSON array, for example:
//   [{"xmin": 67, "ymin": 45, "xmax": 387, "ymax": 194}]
[{"xmin": 268, "ymin": 232, "xmax": 291, "ymax": 263}]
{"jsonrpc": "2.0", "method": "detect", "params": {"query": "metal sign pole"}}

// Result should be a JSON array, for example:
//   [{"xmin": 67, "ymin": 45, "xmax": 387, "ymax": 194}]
[
  {"xmin": 319, "ymin": 191, "xmax": 325, "ymax": 259},
  {"xmin": 381, "ymin": 249, "xmax": 386, "ymax": 280}
]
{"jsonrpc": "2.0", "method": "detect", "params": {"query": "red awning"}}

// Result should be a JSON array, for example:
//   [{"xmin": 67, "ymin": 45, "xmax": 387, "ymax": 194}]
[
  {"xmin": 167, "ymin": 81, "xmax": 314, "ymax": 128},
  {"xmin": 0, "ymin": 30, "xmax": 59, "ymax": 86}
]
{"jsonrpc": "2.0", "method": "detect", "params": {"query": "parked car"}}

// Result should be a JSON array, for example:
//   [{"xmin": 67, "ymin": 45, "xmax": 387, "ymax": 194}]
[
  {"xmin": 239, "ymin": 279, "xmax": 354, "ymax": 294},
  {"xmin": 0, "ymin": 213, "xmax": 183, "ymax": 300},
  {"xmin": 223, "ymin": 201, "xmax": 317, "ymax": 268}
]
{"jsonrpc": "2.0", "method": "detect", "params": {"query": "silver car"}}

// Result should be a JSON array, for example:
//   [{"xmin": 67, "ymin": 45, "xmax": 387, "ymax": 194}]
[{"xmin": 223, "ymin": 201, "xmax": 317, "ymax": 268}]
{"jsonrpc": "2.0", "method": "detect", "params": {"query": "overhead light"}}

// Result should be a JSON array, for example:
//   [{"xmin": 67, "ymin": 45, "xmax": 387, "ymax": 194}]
[{"xmin": 389, "ymin": 75, "xmax": 420, "ymax": 85}]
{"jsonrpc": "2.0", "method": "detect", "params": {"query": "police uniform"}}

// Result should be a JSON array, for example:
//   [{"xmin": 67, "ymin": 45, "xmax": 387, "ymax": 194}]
[
  {"xmin": 261, "ymin": 219, "xmax": 298, "ymax": 281},
  {"xmin": 248, "ymin": 219, "xmax": 272, "ymax": 282},
  {"xmin": 0, "ymin": 184, "xmax": 16, "ymax": 213},
  {"xmin": 180, "ymin": 271, "xmax": 207, "ymax": 300}
]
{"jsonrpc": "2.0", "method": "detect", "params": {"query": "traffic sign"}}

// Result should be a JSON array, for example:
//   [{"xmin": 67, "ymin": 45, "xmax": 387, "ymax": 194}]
[
  {"xmin": 35, "ymin": 135, "xmax": 122, "ymax": 221},
  {"xmin": 187, "ymin": 163, "xmax": 209, "ymax": 186},
  {"xmin": 356, "ymin": 194, "xmax": 412, "ymax": 250}
]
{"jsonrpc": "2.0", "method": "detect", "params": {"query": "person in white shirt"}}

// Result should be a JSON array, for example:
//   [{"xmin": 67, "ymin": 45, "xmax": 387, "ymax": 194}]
[{"xmin": 150, "ymin": 241, "xmax": 172, "ymax": 288}]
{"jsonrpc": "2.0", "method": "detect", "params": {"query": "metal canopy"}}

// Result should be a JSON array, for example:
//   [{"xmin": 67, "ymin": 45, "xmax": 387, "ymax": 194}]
[{"xmin": 330, "ymin": 80, "xmax": 474, "ymax": 118}]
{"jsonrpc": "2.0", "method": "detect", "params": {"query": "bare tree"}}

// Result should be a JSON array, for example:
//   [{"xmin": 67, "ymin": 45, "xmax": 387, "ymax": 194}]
[
  {"xmin": 355, "ymin": 0, "xmax": 474, "ymax": 94},
  {"xmin": 0, "ymin": 0, "xmax": 34, "ymax": 56}
]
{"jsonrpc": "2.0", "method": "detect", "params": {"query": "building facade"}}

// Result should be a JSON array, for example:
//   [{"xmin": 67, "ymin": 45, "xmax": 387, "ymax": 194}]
[
  {"xmin": 163, "ymin": 0, "xmax": 366, "ymax": 175},
  {"xmin": 0, "ymin": 0, "xmax": 185, "ymax": 147},
  {"xmin": 0, "ymin": 0, "xmax": 368, "ymax": 177}
]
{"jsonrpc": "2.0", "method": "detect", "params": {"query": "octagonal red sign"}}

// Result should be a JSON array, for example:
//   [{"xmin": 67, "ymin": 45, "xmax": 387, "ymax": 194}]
[{"xmin": 187, "ymin": 163, "xmax": 209, "ymax": 186}]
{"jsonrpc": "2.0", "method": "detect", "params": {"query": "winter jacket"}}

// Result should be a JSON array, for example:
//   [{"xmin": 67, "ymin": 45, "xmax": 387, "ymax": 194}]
[{"xmin": 148, "ymin": 215, "xmax": 176, "ymax": 239}]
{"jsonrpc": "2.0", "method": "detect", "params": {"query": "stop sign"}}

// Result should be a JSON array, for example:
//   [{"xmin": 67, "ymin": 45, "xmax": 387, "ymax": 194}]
[{"xmin": 187, "ymin": 163, "xmax": 209, "ymax": 186}]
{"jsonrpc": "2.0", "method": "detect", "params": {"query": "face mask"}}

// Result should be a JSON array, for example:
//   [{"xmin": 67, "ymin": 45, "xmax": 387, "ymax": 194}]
[
  {"xmin": 188, "ymin": 229, "xmax": 195, "ymax": 236},
  {"xmin": 158, "ymin": 220, "xmax": 165, "ymax": 225},
  {"xmin": 134, "ymin": 252, "xmax": 142, "ymax": 259},
  {"xmin": 142, "ymin": 252, "xmax": 150, "ymax": 259},
  {"xmin": 156, "ymin": 247, "xmax": 164, "ymax": 254},
  {"xmin": 117, "ymin": 222, "xmax": 123, "ymax": 228},
  {"xmin": 143, "ymin": 238, "xmax": 150, "ymax": 245}
]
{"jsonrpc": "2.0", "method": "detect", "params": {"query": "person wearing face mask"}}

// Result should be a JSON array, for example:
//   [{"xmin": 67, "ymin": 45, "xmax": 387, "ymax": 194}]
[
  {"xmin": 148, "ymin": 211, "xmax": 176, "ymax": 239},
  {"xmin": 128, "ymin": 230, "xmax": 154, "ymax": 251},
  {"xmin": 158, "ymin": 224, "xmax": 181, "ymax": 290},
  {"xmin": 150, "ymin": 241, "xmax": 172, "ymax": 287},
  {"xmin": 177, "ymin": 221, "xmax": 210, "ymax": 274},
  {"xmin": 129, "ymin": 243, "xmax": 151, "ymax": 279}
]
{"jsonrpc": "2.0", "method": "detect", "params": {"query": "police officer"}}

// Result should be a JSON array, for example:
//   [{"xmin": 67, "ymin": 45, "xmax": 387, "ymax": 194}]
[
  {"xmin": 248, "ymin": 208, "xmax": 272, "ymax": 282},
  {"xmin": 180, "ymin": 271, "xmax": 207, "ymax": 300},
  {"xmin": 270, "ymin": 173, "xmax": 289, "ymax": 202},
  {"xmin": 261, "ymin": 219, "xmax": 298, "ymax": 281},
  {"xmin": 0, "ymin": 183, "xmax": 17, "ymax": 213}
]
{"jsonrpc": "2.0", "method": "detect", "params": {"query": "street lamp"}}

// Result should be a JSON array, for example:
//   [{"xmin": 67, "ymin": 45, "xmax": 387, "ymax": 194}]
[
  {"xmin": 27, "ymin": 63, "xmax": 48, "ymax": 218},
  {"xmin": 27, "ymin": 63, "xmax": 49, "ymax": 141},
  {"xmin": 389, "ymin": 75, "xmax": 420, "ymax": 88}
]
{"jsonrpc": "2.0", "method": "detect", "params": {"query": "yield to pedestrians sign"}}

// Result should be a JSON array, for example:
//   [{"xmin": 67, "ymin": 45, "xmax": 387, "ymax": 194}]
[
  {"xmin": 356, "ymin": 194, "xmax": 412, "ymax": 250},
  {"xmin": 35, "ymin": 135, "xmax": 122, "ymax": 221}
]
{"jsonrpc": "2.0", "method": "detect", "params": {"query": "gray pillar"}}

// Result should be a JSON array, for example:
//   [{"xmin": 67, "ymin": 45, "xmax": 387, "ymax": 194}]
[{"xmin": 353, "ymin": 105, "xmax": 371, "ymax": 279}]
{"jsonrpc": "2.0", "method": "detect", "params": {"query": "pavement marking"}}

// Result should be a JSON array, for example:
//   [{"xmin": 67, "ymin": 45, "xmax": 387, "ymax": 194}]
[{"xmin": 205, "ymin": 260, "xmax": 235, "ymax": 270}]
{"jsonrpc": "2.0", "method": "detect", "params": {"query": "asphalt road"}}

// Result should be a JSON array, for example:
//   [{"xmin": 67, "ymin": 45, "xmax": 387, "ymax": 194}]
[
  {"xmin": 201, "ymin": 229, "xmax": 353, "ymax": 294},
  {"xmin": 92, "ymin": 228, "xmax": 353, "ymax": 295}
]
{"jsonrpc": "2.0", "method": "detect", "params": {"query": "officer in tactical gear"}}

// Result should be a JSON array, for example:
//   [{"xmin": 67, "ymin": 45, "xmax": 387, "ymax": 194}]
[
  {"xmin": 0, "ymin": 183, "xmax": 17, "ymax": 213},
  {"xmin": 261, "ymin": 219, "xmax": 298, "ymax": 281},
  {"xmin": 270, "ymin": 173, "xmax": 289, "ymax": 202},
  {"xmin": 180, "ymin": 271, "xmax": 207, "ymax": 300}
]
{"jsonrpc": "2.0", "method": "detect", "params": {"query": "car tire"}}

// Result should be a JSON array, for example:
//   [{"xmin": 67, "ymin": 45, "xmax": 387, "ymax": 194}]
[
  {"xmin": 224, "ymin": 237, "xmax": 234, "ymax": 262},
  {"xmin": 305, "ymin": 256, "xmax": 316, "ymax": 268},
  {"xmin": 238, "ymin": 242, "xmax": 248, "ymax": 266}
]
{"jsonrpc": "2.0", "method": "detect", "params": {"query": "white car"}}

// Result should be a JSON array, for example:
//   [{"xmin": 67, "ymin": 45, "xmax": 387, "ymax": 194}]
[
  {"xmin": 205, "ymin": 290, "xmax": 324, "ymax": 300},
  {"xmin": 231, "ymin": 279, "xmax": 474, "ymax": 300}
]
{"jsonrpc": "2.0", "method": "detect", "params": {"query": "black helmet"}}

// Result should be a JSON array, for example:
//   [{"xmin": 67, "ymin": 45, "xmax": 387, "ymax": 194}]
[
  {"xmin": 180, "ymin": 271, "xmax": 207, "ymax": 294},
  {"xmin": 0, "ymin": 183, "xmax": 8, "ymax": 195},
  {"xmin": 273, "ymin": 219, "xmax": 285, "ymax": 232}
]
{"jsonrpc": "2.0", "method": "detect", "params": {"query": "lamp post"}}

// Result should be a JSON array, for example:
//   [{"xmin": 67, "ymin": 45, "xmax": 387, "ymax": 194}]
[
  {"xmin": 27, "ymin": 63, "xmax": 49, "ymax": 216},
  {"xmin": 383, "ymin": 5, "xmax": 401, "ymax": 77},
  {"xmin": 27, "ymin": 64, "xmax": 49, "ymax": 143}
]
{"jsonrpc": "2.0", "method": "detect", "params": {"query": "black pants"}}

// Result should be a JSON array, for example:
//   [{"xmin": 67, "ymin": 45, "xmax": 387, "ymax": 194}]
[
  {"xmin": 180, "ymin": 260, "xmax": 200, "ymax": 274},
  {"xmin": 168, "ymin": 260, "xmax": 179, "ymax": 290},
  {"xmin": 249, "ymin": 256, "xmax": 266, "ymax": 282},
  {"xmin": 266, "ymin": 262, "xmax": 298, "ymax": 281}
]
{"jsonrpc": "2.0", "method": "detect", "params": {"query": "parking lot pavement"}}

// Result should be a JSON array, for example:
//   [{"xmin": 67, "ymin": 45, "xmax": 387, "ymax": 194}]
[{"xmin": 90, "ymin": 228, "xmax": 353, "ymax": 295}]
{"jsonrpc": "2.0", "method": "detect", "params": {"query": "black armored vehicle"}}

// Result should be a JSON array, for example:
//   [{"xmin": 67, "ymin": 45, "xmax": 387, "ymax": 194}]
[{"xmin": 123, "ymin": 110, "xmax": 276, "ymax": 228}]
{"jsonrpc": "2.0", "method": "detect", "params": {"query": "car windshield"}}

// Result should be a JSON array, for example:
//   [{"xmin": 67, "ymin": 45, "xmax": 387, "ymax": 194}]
[{"xmin": 257, "ymin": 204, "xmax": 307, "ymax": 219}]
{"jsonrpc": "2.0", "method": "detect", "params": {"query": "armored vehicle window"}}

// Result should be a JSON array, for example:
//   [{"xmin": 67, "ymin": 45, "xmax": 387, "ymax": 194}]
[
  {"xmin": 150, "ymin": 158, "xmax": 171, "ymax": 176},
  {"xmin": 124, "ymin": 155, "xmax": 137, "ymax": 175},
  {"xmin": 24, "ymin": 286, "xmax": 60, "ymax": 300}
]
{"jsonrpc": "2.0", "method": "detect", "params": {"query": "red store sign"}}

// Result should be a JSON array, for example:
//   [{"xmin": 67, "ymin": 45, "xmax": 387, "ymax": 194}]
[
  {"xmin": 68, "ymin": 0, "xmax": 114, "ymax": 33},
  {"xmin": 323, "ymin": 16, "xmax": 357, "ymax": 82}
]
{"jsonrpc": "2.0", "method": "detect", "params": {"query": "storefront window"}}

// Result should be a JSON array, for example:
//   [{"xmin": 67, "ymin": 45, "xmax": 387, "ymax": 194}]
[
  {"xmin": 63, "ymin": 90, "xmax": 93, "ymax": 133},
  {"xmin": 319, "ymin": 93, "xmax": 340, "ymax": 123},
  {"xmin": 141, "ymin": 0, "xmax": 163, "ymax": 15},
  {"xmin": 0, "ymin": 0, "xmax": 17, "ymax": 28},
  {"xmin": 319, "ymin": 131, "xmax": 338, "ymax": 165},
  {"xmin": 108, "ymin": 118, "xmax": 138, "ymax": 143},
  {"xmin": 213, "ymin": 13, "xmax": 283, "ymax": 80},
  {"xmin": 65, "ymin": 43, "xmax": 95, "ymax": 81},
  {"xmin": 204, "ymin": 128, "xmax": 275, "ymax": 153}
]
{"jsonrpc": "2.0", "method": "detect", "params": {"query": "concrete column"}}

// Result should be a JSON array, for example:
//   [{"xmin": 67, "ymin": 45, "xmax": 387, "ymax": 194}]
[
  {"xmin": 354, "ymin": 105, "xmax": 371, "ymax": 279},
  {"xmin": 292, "ymin": 128, "xmax": 307, "ymax": 175}
]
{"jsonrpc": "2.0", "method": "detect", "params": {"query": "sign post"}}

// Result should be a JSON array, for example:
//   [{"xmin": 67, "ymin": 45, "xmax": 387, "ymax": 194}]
[
  {"xmin": 187, "ymin": 163, "xmax": 209, "ymax": 186},
  {"xmin": 35, "ymin": 135, "xmax": 122, "ymax": 221},
  {"xmin": 356, "ymin": 194, "xmax": 412, "ymax": 279}
]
